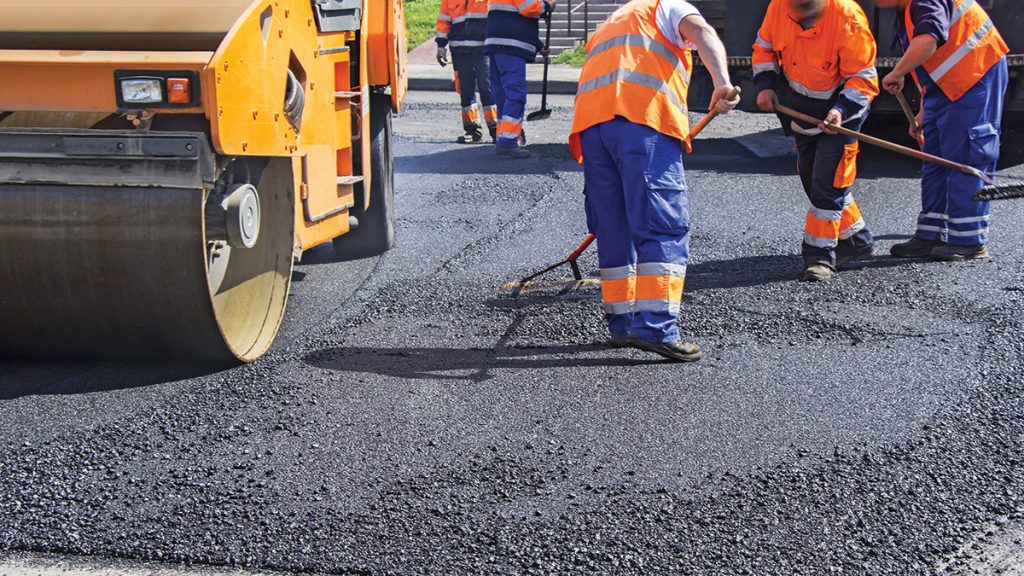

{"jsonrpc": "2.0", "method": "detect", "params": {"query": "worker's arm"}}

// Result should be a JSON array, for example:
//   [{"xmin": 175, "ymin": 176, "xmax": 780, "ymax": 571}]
[
  {"xmin": 435, "ymin": 0, "xmax": 451, "ymax": 66},
  {"xmin": 752, "ymin": 5, "xmax": 780, "ymax": 113},
  {"xmin": 882, "ymin": 34, "xmax": 938, "ymax": 94},
  {"xmin": 679, "ymin": 14, "xmax": 739, "ymax": 114},
  {"xmin": 518, "ymin": 0, "xmax": 554, "ymax": 19},
  {"xmin": 826, "ymin": 13, "xmax": 880, "ymax": 133}
]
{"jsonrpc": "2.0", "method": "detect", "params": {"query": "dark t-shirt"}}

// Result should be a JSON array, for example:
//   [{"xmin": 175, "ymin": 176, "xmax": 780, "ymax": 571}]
[{"xmin": 907, "ymin": 0, "xmax": 953, "ymax": 47}]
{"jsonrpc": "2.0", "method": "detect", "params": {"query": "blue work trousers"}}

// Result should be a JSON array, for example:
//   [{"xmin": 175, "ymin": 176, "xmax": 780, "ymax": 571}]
[
  {"xmin": 488, "ymin": 52, "xmax": 527, "ymax": 149},
  {"xmin": 916, "ymin": 58, "xmax": 1008, "ymax": 246},
  {"xmin": 581, "ymin": 117, "xmax": 690, "ymax": 344}
]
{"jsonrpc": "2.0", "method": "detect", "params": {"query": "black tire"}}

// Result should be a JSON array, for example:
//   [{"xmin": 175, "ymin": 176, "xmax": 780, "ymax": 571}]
[{"xmin": 334, "ymin": 93, "xmax": 395, "ymax": 258}]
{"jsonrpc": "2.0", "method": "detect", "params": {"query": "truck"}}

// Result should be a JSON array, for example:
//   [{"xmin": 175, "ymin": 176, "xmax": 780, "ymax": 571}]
[
  {"xmin": 0, "ymin": 0, "xmax": 408, "ymax": 362},
  {"xmin": 688, "ymin": 0, "xmax": 1023, "ymax": 121}
]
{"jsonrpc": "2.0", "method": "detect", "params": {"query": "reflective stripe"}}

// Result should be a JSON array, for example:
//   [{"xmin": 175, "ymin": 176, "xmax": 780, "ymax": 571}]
[
  {"xmin": 462, "ymin": 105, "xmax": 478, "ymax": 112},
  {"xmin": 755, "ymin": 33, "xmax": 773, "ymax": 50},
  {"xmin": 840, "ymin": 87, "xmax": 872, "ymax": 107},
  {"xmin": 484, "ymin": 37, "xmax": 538, "ymax": 52},
  {"xmin": 844, "ymin": 66, "xmax": 878, "ymax": 81},
  {"xmin": 450, "ymin": 40, "xmax": 486, "ymax": 47},
  {"xmin": 930, "ymin": 18, "xmax": 995, "ymax": 82},
  {"xmin": 952, "ymin": 0, "xmax": 976, "ymax": 26},
  {"xmin": 577, "ymin": 68, "xmax": 688, "ymax": 115},
  {"xmin": 788, "ymin": 78, "xmax": 838, "ymax": 100},
  {"xmin": 917, "ymin": 224, "xmax": 946, "ymax": 233},
  {"xmin": 600, "ymin": 265, "xmax": 636, "ymax": 281},
  {"xmin": 517, "ymin": 0, "xmax": 541, "ymax": 12},
  {"xmin": 634, "ymin": 299, "xmax": 682, "ymax": 314},
  {"xmin": 497, "ymin": 132, "xmax": 521, "ymax": 140},
  {"xmin": 488, "ymin": 4, "xmax": 520, "ymax": 12},
  {"xmin": 921, "ymin": 212, "xmax": 949, "ymax": 221},
  {"xmin": 810, "ymin": 207, "xmax": 843, "ymax": 221},
  {"xmin": 452, "ymin": 15, "xmax": 466, "ymax": 23},
  {"xmin": 838, "ymin": 218, "xmax": 866, "ymax": 239},
  {"xmin": 804, "ymin": 233, "xmax": 839, "ymax": 248},
  {"xmin": 438, "ymin": 13, "xmax": 452, "ymax": 22},
  {"xmin": 586, "ymin": 34, "xmax": 692, "ymax": 84},
  {"xmin": 464, "ymin": 12, "xmax": 488, "ymax": 19},
  {"xmin": 948, "ymin": 227, "xmax": 988, "ymax": 237},
  {"xmin": 604, "ymin": 301, "xmax": 633, "ymax": 315},
  {"xmin": 436, "ymin": 32, "xmax": 449, "ymax": 39},
  {"xmin": 636, "ymin": 262, "xmax": 686, "ymax": 278},
  {"xmin": 949, "ymin": 215, "xmax": 990, "ymax": 224},
  {"xmin": 500, "ymin": 115, "xmax": 522, "ymax": 124},
  {"xmin": 753, "ymin": 62, "xmax": 781, "ymax": 75},
  {"xmin": 791, "ymin": 121, "xmax": 821, "ymax": 136}
]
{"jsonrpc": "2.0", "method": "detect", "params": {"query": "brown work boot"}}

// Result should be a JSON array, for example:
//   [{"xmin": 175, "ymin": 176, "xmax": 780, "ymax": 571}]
[
  {"xmin": 629, "ymin": 338, "xmax": 703, "ymax": 362},
  {"xmin": 891, "ymin": 237, "xmax": 945, "ymax": 258},
  {"xmin": 497, "ymin": 146, "xmax": 530, "ymax": 159},
  {"xmin": 802, "ymin": 263, "xmax": 834, "ymax": 282},
  {"xmin": 931, "ymin": 243, "xmax": 989, "ymax": 261},
  {"xmin": 835, "ymin": 242, "xmax": 877, "ymax": 268}
]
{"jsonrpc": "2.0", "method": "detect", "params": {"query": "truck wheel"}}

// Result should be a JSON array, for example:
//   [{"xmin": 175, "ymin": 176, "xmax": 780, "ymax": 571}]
[{"xmin": 334, "ymin": 93, "xmax": 395, "ymax": 258}]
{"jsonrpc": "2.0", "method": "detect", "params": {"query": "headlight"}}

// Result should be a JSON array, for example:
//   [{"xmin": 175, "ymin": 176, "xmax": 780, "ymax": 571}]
[{"xmin": 120, "ymin": 78, "xmax": 163, "ymax": 104}]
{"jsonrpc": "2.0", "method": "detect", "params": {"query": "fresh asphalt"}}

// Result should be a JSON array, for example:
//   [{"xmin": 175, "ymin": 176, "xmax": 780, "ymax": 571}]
[{"xmin": 1, "ymin": 92, "xmax": 1024, "ymax": 575}]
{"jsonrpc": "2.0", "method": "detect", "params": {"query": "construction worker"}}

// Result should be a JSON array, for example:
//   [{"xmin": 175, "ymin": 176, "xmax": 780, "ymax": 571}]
[
  {"xmin": 873, "ymin": 0, "xmax": 1009, "ymax": 261},
  {"xmin": 485, "ymin": 0, "xmax": 556, "ymax": 158},
  {"xmin": 436, "ymin": 0, "xmax": 499, "ymax": 143},
  {"xmin": 753, "ymin": 0, "xmax": 881, "ymax": 282},
  {"xmin": 570, "ymin": 0, "xmax": 740, "ymax": 362}
]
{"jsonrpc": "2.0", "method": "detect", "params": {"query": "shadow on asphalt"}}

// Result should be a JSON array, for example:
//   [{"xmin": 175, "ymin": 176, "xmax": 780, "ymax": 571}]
[
  {"xmin": 0, "ymin": 361, "xmax": 222, "ymax": 400},
  {"xmin": 304, "ymin": 344, "xmax": 664, "ymax": 382}
]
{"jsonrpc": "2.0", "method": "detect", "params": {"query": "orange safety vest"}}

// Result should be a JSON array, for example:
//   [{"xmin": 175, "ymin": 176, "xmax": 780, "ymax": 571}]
[
  {"xmin": 905, "ymin": 0, "xmax": 1008, "ymax": 102},
  {"xmin": 569, "ymin": 0, "xmax": 693, "ymax": 163}
]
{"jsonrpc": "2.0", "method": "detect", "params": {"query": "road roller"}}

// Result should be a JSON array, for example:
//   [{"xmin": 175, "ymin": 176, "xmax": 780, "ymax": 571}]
[{"xmin": 0, "ymin": 0, "xmax": 408, "ymax": 362}]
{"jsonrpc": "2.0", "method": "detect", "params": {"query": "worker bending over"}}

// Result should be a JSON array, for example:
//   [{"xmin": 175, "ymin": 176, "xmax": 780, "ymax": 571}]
[
  {"xmin": 436, "ymin": 0, "xmax": 498, "ymax": 143},
  {"xmin": 570, "ymin": 0, "xmax": 739, "ymax": 362},
  {"xmin": 485, "ymin": 0, "xmax": 555, "ymax": 158},
  {"xmin": 874, "ymin": 0, "xmax": 1008, "ymax": 261},
  {"xmin": 753, "ymin": 0, "xmax": 880, "ymax": 282}
]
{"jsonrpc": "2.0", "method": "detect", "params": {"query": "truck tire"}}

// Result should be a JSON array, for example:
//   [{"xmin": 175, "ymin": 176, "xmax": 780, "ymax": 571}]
[{"xmin": 334, "ymin": 93, "xmax": 395, "ymax": 258}]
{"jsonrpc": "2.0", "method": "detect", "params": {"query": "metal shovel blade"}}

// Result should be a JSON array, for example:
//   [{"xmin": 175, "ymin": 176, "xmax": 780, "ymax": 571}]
[{"xmin": 526, "ymin": 109, "xmax": 552, "ymax": 122}]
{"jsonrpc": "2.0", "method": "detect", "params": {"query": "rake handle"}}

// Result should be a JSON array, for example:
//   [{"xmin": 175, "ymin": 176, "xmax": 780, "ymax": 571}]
[
  {"xmin": 775, "ymin": 103, "xmax": 980, "ymax": 179},
  {"xmin": 895, "ymin": 91, "xmax": 925, "ymax": 147},
  {"xmin": 689, "ymin": 86, "xmax": 742, "ymax": 141}
]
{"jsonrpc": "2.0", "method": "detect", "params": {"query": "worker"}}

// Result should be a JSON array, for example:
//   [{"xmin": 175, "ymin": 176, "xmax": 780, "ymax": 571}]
[
  {"xmin": 485, "ymin": 0, "xmax": 556, "ymax": 158},
  {"xmin": 753, "ymin": 0, "xmax": 881, "ymax": 282},
  {"xmin": 570, "ymin": 0, "xmax": 740, "ymax": 362},
  {"xmin": 436, "ymin": 0, "xmax": 499, "ymax": 143},
  {"xmin": 873, "ymin": 0, "xmax": 1008, "ymax": 261}
]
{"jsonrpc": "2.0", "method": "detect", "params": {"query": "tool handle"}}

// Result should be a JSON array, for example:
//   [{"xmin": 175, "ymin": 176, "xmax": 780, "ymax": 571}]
[
  {"xmin": 775, "ymin": 103, "xmax": 977, "ymax": 178},
  {"xmin": 540, "ymin": 15, "xmax": 552, "ymax": 109},
  {"xmin": 895, "ymin": 92, "xmax": 925, "ymax": 147},
  {"xmin": 568, "ymin": 233, "xmax": 596, "ymax": 261},
  {"xmin": 689, "ymin": 86, "xmax": 742, "ymax": 140}
]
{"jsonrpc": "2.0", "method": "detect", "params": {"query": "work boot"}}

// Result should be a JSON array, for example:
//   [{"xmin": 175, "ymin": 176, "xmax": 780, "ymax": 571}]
[
  {"xmin": 607, "ymin": 336, "xmax": 631, "ymax": 349},
  {"xmin": 931, "ymin": 243, "xmax": 989, "ymax": 261},
  {"xmin": 630, "ymin": 338, "xmax": 703, "ymax": 362},
  {"xmin": 457, "ymin": 128, "xmax": 484, "ymax": 144},
  {"xmin": 835, "ymin": 242, "xmax": 877, "ymax": 268},
  {"xmin": 891, "ymin": 237, "xmax": 945, "ymax": 258},
  {"xmin": 488, "ymin": 125, "xmax": 497, "ymax": 142},
  {"xmin": 802, "ymin": 262, "xmax": 834, "ymax": 282},
  {"xmin": 497, "ymin": 146, "xmax": 530, "ymax": 159}
]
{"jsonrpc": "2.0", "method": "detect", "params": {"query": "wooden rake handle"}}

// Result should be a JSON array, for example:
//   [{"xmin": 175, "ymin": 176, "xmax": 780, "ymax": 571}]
[
  {"xmin": 688, "ymin": 86, "xmax": 742, "ymax": 141},
  {"xmin": 775, "ymin": 103, "xmax": 986, "ymax": 181},
  {"xmin": 895, "ymin": 91, "xmax": 925, "ymax": 148}
]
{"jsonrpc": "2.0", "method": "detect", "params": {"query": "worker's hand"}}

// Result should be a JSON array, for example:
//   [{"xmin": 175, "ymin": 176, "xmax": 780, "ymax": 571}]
[
  {"xmin": 819, "ymin": 108, "xmax": 843, "ymax": 135},
  {"xmin": 711, "ymin": 85, "xmax": 740, "ymax": 115},
  {"xmin": 756, "ymin": 89, "xmax": 779, "ymax": 113},
  {"xmin": 436, "ymin": 46, "xmax": 449, "ymax": 67},
  {"xmin": 910, "ymin": 108, "xmax": 925, "ymax": 142},
  {"xmin": 882, "ymin": 71, "xmax": 905, "ymax": 94}
]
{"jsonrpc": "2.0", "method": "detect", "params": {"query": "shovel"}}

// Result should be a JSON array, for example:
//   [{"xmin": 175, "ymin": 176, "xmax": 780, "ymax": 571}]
[{"xmin": 526, "ymin": 15, "xmax": 553, "ymax": 122}]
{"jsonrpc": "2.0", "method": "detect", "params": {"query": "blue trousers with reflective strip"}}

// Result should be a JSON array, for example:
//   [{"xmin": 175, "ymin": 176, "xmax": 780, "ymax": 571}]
[
  {"xmin": 581, "ymin": 117, "xmax": 690, "ymax": 344},
  {"xmin": 488, "ymin": 52, "xmax": 527, "ymax": 149},
  {"xmin": 917, "ymin": 58, "xmax": 1007, "ymax": 246}
]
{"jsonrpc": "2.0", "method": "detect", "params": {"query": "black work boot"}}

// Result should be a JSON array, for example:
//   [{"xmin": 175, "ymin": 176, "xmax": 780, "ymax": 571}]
[
  {"xmin": 802, "ymin": 262, "xmax": 834, "ymax": 282},
  {"xmin": 497, "ymin": 146, "xmax": 530, "ymax": 159},
  {"xmin": 607, "ymin": 336, "xmax": 631, "ymax": 349},
  {"xmin": 457, "ymin": 127, "xmax": 484, "ymax": 144},
  {"xmin": 488, "ymin": 125, "xmax": 497, "ymax": 142},
  {"xmin": 931, "ymin": 243, "xmax": 989, "ymax": 261},
  {"xmin": 891, "ymin": 237, "xmax": 946, "ymax": 258},
  {"xmin": 630, "ymin": 338, "xmax": 703, "ymax": 362},
  {"xmin": 835, "ymin": 242, "xmax": 877, "ymax": 268}
]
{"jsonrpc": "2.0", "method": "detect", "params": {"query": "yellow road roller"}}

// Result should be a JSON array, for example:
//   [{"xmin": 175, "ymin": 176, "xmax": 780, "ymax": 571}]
[{"xmin": 0, "ymin": 0, "xmax": 407, "ymax": 362}]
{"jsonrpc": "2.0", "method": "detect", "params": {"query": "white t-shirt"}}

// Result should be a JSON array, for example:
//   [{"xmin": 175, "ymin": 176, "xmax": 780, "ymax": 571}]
[{"xmin": 656, "ymin": 0, "xmax": 701, "ymax": 50}]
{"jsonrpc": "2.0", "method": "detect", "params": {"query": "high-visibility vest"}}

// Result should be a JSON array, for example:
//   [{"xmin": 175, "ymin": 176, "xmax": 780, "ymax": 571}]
[
  {"xmin": 569, "ymin": 0, "xmax": 693, "ymax": 162},
  {"xmin": 905, "ymin": 0, "xmax": 1008, "ymax": 102},
  {"xmin": 437, "ymin": 0, "xmax": 489, "ymax": 51},
  {"xmin": 752, "ymin": 0, "xmax": 878, "ymax": 111}
]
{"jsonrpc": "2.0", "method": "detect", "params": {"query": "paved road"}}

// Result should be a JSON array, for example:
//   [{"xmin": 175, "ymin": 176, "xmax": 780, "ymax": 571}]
[{"xmin": 2, "ymin": 92, "xmax": 1024, "ymax": 575}]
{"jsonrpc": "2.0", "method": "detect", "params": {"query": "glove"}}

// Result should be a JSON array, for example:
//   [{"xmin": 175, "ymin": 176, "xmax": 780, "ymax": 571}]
[{"xmin": 437, "ymin": 46, "xmax": 448, "ymax": 67}]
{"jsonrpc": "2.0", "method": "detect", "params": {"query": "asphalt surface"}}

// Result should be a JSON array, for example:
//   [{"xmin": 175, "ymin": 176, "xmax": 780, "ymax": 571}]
[{"xmin": 2, "ymin": 92, "xmax": 1024, "ymax": 575}]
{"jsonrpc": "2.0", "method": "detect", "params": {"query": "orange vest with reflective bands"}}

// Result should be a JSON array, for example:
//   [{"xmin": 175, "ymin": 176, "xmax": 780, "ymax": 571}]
[
  {"xmin": 569, "ymin": 0, "xmax": 693, "ymax": 163},
  {"xmin": 906, "ymin": 0, "xmax": 1008, "ymax": 102}
]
